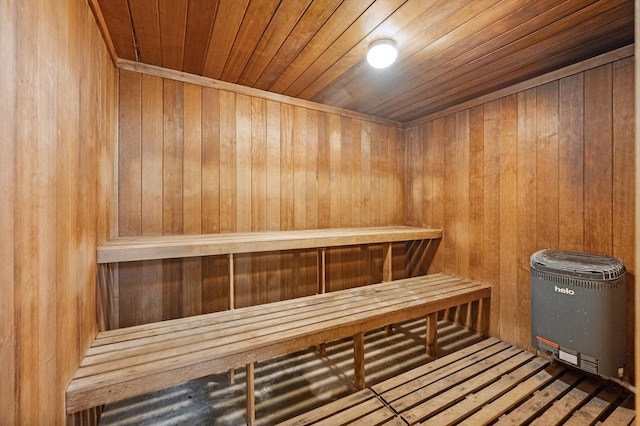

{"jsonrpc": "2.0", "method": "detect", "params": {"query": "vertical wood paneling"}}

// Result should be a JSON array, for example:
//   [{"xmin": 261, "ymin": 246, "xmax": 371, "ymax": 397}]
[
  {"xmin": 351, "ymin": 119, "xmax": 362, "ymax": 227},
  {"xmin": 393, "ymin": 127, "xmax": 406, "ymax": 225},
  {"xmin": 516, "ymin": 89, "xmax": 536, "ymax": 353},
  {"xmin": 429, "ymin": 118, "xmax": 445, "ymax": 274},
  {"xmin": 220, "ymin": 91, "xmax": 237, "ymax": 233},
  {"xmin": 251, "ymin": 98, "xmax": 267, "ymax": 232},
  {"xmin": 141, "ymin": 74, "xmax": 164, "ymax": 235},
  {"xmin": 201, "ymin": 88, "xmax": 221, "ymax": 234},
  {"xmin": 251, "ymin": 97, "xmax": 267, "ymax": 305},
  {"xmin": 139, "ymin": 74, "xmax": 163, "ymax": 325},
  {"xmin": 162, "ymin": 79, "xmax": 184, "ymax": 320},
  {"xmin": 558, "ymin": 74, "xmax": 585, "ymax": 251},
  {"xmin": 584, "ymin": 64, "xmax": 614, "ymax": 254},
  {"xmin": 443, "ymin": 115, "xmax": 458, "ymax": 275},
  {"xmin": 117, "ymin": 71, "xmax": 145, "ymax": 327},
  {"xmin": 118, "ymin": 71, "xmax": 142, "ymax": 236},
  {"xmin": 468, "ymin": 105, "xmax": 484, "ymax": 283},
  {"xmin": 612, "ymin": 57, "xmax": 635, "ymax": 381},
  {"xmin": 266, "ymin": 100, "xmax": 282, "ymax": 231},
  {"xmin": 183, "ymin": 84, "xmax": 203, "ymax": 316},
  {"xmin": 280, "ymin": 104, "xmax": 295, "ymax": 231},
  {"xmin": 56, "ymin": 1, "xmax": 78, "ymax": 404},
  {"xmin": 201, "ymin": 87, "xmax": 226, "ymax": 313},
  {"xmin": 0, "ymin": 0, "xmax": 16, "ymax": 421},
  {"xmin": 483, "ymin": 99, "xmax": 501, "ymax": 336},
  {"xmin": 535, "ymin": 82, "xmax": 560, "ymax": 250},
  {"xmin": 360, "ymin": 121, "xmax": 372, "ymax": 227},
  {"xmin": 2, "ymin": 0, "xmax": 117, "ymax": 423},
  {"xmin": 405, "ymin": 126, "xmax": 421, "ymax": 225},
  {"xmin": 235, "ymin": 94, "xmax": 252, "ymax": 307},
  {"xmin": 116, "ymin": 73, "xmax": 405, "ymax": 322},
  {"xmin": 340, "ymin": 117, "xmax": 353, "ymax": 227},
  {"xmin": 498, "ymin": 95, "xmax": 518, "ymax": 344},
  {"xmin": 293, "ymin": 107, "xmax": 308, "ymax": 230},
  {"xmin": 306, "ymin": 110, "xmax": 320, "ymax": 229},
  {"xmin": 405, "ymin": 56, "xmax": 635, "ymax": 357},
  {"xmin": 456, "ymin": 111, "xmax": 470, "ymax": 278},
  {"xmin": 236, "ymin": 94, "xmax": 252, "ymax": 231},
  {"xmin": 329, "ymin": 113, "xmax": 342, "ymax": 228}
]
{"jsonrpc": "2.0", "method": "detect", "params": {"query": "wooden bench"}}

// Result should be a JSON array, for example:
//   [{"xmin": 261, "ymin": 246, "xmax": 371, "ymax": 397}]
[
  {"xmin": 96, "ymin": 226, "xmax": 442, "ymax": 264},
  {"xmin": 66, "ymin": 273, "xmax": 490, "ymax": 423},
  {"xmin": 96, "ymin": 226, "xmax": 442, "ymax": 313},
  {"xmin": 287, "ymin": 337, "xmax": 634, "ymax": 425}
]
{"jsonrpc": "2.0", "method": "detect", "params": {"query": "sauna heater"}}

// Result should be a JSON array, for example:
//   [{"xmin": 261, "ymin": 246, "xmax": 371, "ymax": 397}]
[{"xmin": 530, "ymin": 249, "xmax": 627, "ymax": 379}]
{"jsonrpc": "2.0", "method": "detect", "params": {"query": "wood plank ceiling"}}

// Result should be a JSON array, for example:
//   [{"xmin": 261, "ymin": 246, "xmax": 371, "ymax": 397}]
[{"xmin": 95, "ymin": 0, "xmax": 634, "ymax": 123}]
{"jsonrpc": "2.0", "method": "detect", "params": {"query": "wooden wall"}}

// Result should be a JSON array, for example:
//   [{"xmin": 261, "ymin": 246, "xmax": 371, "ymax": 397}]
[
  {"xmin": 0, "ymin": 0, "xmax": 117, "ymax": 424},
  {"xmin": 114, "ymin": 70, "xmax": 406, "ymax": 327},
  {"xmin": 405, "ymin": 56, "xmax": 635, "ymax": 369}
]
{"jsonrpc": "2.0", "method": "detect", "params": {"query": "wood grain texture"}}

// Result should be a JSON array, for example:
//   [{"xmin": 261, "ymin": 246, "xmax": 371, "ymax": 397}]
[
  {"xmin": 2, "ymin": 0, "xmax": 117, "ymax": 424},
  {"xmin": 96, "ymin": 0, "xmax": 633, "ymax": 122},
  {"xmin": 635, "ymin": 13, "xmax": 639, "ymax": 409},
  {"xmin": 405, "ymin": 56, "xmax": 635, "ymax": 355},
  {"xmin": 116, "ymin": 72, "xmax": 409, "ymax": 325},
  {"xmin": 66, "ymin": 273, "xmax": 490, "ymax": 413},
  {"xmin": 612, "ymin": 56, "xmax": 635, "ymax": 382},
  {"xmin": 0, "ymin": 0, "xmax": 17, "ymax": 422}
]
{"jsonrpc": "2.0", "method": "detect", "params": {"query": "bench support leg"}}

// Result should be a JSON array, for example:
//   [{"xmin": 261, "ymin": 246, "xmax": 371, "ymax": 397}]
[
  {"xmin": 317, "ymin": 248, "xmax": 326, "ymax": 294},
  {"xmin": 480, "ymin": 297, "xmax": 490, "ymax": 337},
  {"xmin": 382, "ymin": 245, "xmax": 393, "ymax": 335},
  {"xmin": 382, "ymin": 243, "xmax": 392, "ymax": 282},
  {"xmin": 455, "ymin": 303, "xmax": 468, "ymax": 326},
  {"xmin": 426, "ymin": 313, "xmax": 438, "ymax": 358},
  {"xmin": 246, "ymin": 363, "xmax": 255, "ymax": 426},
  {"xmin": 316, "ymin": 343, "xmax": 327, "ymax": 357},
  {"xmin": 354, "ymin": 333, "xmax": 365, "ymax": 390},
  {"xmin": 468, "ymin": 299, "xmax": 480, "ymax": 331}
]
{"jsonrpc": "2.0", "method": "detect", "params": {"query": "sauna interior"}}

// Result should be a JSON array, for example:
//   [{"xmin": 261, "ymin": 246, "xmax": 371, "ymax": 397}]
[{"xmin": 2, "ymin": 0, "xmax": 639, "ymax": 425}]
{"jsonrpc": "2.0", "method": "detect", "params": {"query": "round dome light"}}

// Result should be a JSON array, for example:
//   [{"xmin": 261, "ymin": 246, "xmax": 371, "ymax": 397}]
[{"xmin": 366, "ymin": 39, "xmax": 398, "ymax": 69}]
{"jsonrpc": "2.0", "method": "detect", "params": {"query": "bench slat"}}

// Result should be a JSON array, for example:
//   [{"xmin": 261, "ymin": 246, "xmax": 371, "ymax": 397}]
[
  {"xmin": 600, "ymin": 393, "xmax": 636, "ymax": 425},
  {"xmin": 91, "ymin": 274, "xmax": 461, "ymax": 346},
  {"xmin": 563, "ymin": 384, "xmax": 625, "ymax": 426},
  {"xmin": 277, "ymin": 389, "xmax": 402, "ymax": 426},
  {"xmin": 390, "ymin": 347, "xmax": 528, "ymax": 416},
  {"xmin": 75, "ymin": 282, "xmax": 490, "ymax": 380},
  {"xmin": 278, "ymin": 389, "xmax": 379, "ymax": 425},
  {"xmin": 492, "ymin": 370, "xmax": 583, "ymax": 425},
  {"xmin": 97, "ymin": 226, "xmax": 442, "ymax": 263},
  {"xmin": 85, "ymin": 277, "xmax": 478, "ymax": 361},
  {"xmin": 528, "ymin": 376, "xmax": 602, "ymax": 426},
  {"xmin": 450, "ymin": 358, "xmax": 557, "ymax": 425},
  {"xmin": 376, "ymin": 341, "xmax": 512, "ymax": 403},
  {"xmin": 66, "ymin": 274, "xmax": 490, "ymax": 414}
]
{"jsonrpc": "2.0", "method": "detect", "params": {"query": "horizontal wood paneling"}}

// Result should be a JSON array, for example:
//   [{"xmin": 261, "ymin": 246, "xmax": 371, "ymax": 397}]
[
  {"xmin": 95, "ymin": 0, "xmax": 634, "ymax": 122},
  {"xmin": 116, "ymin": 71, "xmax": 407, "ymax": 327},
  {"xmin": 0, "ymin": 0, "xmax": 118, "ymax": 424},
  {"xmin": 405, "ymin": 56, "xmax": 635, "ymax": 376}
]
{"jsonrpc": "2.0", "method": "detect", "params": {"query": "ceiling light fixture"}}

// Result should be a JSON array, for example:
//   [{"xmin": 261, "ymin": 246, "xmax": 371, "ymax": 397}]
[{"xmin": 366, "ymin": 39, "xmax": 398, "ymax": 69}]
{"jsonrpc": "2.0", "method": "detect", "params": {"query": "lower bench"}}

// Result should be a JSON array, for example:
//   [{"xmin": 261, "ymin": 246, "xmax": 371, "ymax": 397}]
[{"xmin": 66, "ymin": 273, "xmax": 491, "ymax": 424}]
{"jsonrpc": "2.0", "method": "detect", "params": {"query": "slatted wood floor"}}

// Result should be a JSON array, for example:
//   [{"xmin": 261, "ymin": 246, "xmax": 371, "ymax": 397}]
[{"xmin": 282, "ymin": 338, "xmax": 635, "ymax": 426}]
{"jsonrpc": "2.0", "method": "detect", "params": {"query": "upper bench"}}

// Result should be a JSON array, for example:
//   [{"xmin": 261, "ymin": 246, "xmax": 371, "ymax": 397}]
[{"xmin": 96, "ymin": 226, "xmax": 442, "ymax": 263}]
